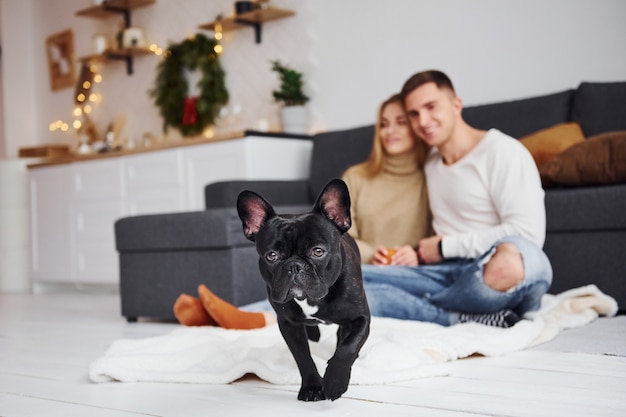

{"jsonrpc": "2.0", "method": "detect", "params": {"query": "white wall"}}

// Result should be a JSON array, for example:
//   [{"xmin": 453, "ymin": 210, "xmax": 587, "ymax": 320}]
[
  {"xmin": 1, "ymin": 0, "xmax": 625, "ymax": 156},
  {"xmin": 308, "ymin": 0, "xmax": 626, "ymax": 131},
  {"xmin": 0, "ymin": 0, "xmax": 38, "ymax": 158}
]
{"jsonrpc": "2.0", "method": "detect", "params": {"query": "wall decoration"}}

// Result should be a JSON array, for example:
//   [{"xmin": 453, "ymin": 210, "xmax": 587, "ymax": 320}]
[
  {"xmin": 149, "ymin": 33, "xmax": 229, "ymax": 137},
  {"xmin": 46, "ymin": 29, "xmax": 76, "ymax": 91}
]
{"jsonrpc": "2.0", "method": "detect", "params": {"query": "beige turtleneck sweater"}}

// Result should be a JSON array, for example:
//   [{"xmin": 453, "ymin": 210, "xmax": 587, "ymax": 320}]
[{"xmin": 342, "ymin": 153, "xmax": 432, "ymax": 264}]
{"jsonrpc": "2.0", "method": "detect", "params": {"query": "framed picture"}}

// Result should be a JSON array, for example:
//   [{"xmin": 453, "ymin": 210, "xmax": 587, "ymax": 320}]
[{"xmin": 46, "ymin": 29, "xmax": 76, "ymax": 91}]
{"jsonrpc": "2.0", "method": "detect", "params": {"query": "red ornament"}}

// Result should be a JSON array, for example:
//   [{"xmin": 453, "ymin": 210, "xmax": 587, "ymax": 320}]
[{"xmin": 182, "ymin": 96, "xmax": 198, "ymax": 126}]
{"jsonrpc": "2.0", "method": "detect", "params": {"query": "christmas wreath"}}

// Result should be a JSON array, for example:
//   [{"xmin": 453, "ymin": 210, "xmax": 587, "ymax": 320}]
[{"xmin": 149, "ymin": 33, "xmax": 228, "ymax": 137}]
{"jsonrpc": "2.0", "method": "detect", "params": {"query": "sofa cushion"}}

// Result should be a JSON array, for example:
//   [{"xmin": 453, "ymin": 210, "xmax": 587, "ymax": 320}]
[
  {"xmin": 462, "ymin": 90, "xmax": 575, "ymax": 139},
  {"xmin": 544, "ymin": 183, "xmax": 626, "ymax": 233},
  {"xmin": 570, "ymin": 81, "xmax": 626, "ymax": 137},
  {"xmin": 540, "ymin": 131, "xmax": 626, "ymax": 187},
  {"xmin": 519, "ymin": 122, "xmax": 585, "ymax": 167}
]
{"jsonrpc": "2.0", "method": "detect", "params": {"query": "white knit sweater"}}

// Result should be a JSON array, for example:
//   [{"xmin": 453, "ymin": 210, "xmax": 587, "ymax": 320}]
[{"xmin": 426, "ymin": 129, "xmax": 546, "ymax": 259}]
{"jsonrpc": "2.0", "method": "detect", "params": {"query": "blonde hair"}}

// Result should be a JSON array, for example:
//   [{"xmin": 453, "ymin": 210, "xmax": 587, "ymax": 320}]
[{"xmin": 362, "ymin": 94, "xmax": 429, "ymax": 177}]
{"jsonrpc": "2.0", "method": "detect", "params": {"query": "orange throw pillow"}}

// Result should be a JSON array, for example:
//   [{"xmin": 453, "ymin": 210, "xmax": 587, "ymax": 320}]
[{"xmin": 520, "ymin": 122, "xmax": 586, "ymax": 167}]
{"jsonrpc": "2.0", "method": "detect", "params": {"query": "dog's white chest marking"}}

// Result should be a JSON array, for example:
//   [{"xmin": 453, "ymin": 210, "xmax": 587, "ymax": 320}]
[{"xmin": 295, "ymin": 298, "xmax": 319, "ymax": 319}]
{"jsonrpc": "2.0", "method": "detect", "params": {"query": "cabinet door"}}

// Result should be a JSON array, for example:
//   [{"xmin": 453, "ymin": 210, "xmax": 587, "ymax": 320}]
[
  {"xmin": 29, "ymin": 165, "xmax": 71, "ymax": 282},
  {"xmin": 125, "ymin": 148, "xmax": 186, "ymax": 215},
  {"xmin": 70, "ymin": 158, "xmax": 125, "ymax": 284},
  {"xmin": 183, "ymin": 141, "xmax": 247, "ymax": 210},
  {"xmin": 72, "ymin": 158, "xmax": 124, "ymax": 202},
  {"xmin": 70, "ymin": 200, "xmax": 125, "ymax": 284}
]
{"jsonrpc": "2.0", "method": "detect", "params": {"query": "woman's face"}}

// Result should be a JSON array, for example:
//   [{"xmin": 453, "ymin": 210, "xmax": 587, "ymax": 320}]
[{"xmin": 379, "ymin": 101, "xmax": 415, "ymax": 156}]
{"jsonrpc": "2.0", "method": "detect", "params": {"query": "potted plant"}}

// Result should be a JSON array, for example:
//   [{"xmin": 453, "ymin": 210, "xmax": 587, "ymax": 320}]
[{"xmin": 271, "ymin": 60, "xmax": 309, "ymax": 133}]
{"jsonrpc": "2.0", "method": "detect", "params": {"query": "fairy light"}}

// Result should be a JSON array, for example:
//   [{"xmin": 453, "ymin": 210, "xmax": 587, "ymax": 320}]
[
  {"xmin": 49, "ymin": 121, "xmax": 60, "ymax": 132},
  {"xmin": 214, "ymin": 21, "xmax": 223, "ymax": 53},
  {"xmin": 49, "ymin": 64, "xmax": 104, "ymax": 139},
  {"xmin": 148, "ymin": 43, "xmax": 163, "ymax": 55}
]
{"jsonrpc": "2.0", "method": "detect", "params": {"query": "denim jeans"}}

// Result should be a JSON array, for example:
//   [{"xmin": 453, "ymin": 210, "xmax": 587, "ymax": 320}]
[{"xmin": 362, "ymin": 235, "xmax": 553, "ymax": 326}]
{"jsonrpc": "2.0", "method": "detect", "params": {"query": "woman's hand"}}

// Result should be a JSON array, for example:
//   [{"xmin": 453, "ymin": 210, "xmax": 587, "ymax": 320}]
[{"xmin": 371, "ymin": 245, "xmax": 418, "ymax": 266}]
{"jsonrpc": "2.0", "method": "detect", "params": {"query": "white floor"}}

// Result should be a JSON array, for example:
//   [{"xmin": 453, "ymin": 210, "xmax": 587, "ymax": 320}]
[{"xmin": 1, "ymin": 291, "xmax": 625, "ymax": 417}]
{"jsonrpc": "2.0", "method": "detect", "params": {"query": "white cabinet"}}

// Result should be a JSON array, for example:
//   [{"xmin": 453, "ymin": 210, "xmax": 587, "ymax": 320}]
[
  {"xmin": 125, "ymin": 148, "xmax": 186, "ymax": 215},
  {"xmin": 184, "ymin": 136, "xmax": 313, "ymax": 209},
  {"xmin": 69, "ymin": 158, "xmax": 125, "ymax": 284},
  {"xmin": 29, "ymin": 164, "xmax": 71, "ymax": 282},
  {"xmin": 28, "ymin": 134, "xmax": 312, "ymax": 285}
]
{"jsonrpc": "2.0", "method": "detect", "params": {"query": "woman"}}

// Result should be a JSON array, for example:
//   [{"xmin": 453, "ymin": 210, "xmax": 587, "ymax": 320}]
[
  {"xmin": 174, "ymin": 94, "xmax": 432, "ymax": 328},
  {"xmin": 343, "ymin": 93, "xmax": 431, "ymax": 266}
]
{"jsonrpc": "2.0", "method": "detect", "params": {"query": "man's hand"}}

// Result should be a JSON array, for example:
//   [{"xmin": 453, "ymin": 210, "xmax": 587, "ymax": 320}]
[
  {"xmin": 371, "ymin": 245, "xmax": 419, "ymax": 266},
  {"xmin": 417, "ymin": 236, "xmax": 443, "ymax": 264}
]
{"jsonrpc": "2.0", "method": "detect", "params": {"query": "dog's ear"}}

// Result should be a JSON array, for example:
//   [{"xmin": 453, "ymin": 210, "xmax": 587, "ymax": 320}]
[
  {"xmin": 313, "ymin": 178, "xmax": 352, "ymax": 233},
  {"xmin": 237, "ymin": 191, "xmax": 276, "ymax": 241}
]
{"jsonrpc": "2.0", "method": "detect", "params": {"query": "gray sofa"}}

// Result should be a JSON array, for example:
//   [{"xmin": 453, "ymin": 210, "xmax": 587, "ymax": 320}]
[{"xmin": 115, "ymin": 81, "xmax": 626, "ymax": 321}]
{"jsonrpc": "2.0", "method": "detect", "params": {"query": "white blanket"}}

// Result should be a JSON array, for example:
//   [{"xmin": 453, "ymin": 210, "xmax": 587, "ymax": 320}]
[{"xmin": 89, "ymin": 285, "xmax": 618, "ymax": 385}]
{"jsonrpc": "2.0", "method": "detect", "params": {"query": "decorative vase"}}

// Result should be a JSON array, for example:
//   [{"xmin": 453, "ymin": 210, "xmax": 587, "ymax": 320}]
[{"xmin": 280, "ymin": 105, "xmax": 308, "ymax": 134}]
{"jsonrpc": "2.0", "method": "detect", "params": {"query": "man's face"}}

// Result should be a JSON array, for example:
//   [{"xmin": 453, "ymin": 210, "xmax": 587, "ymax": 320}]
[{"xmin": 404, "ymin": 82, "xmax": 461, "ymax": 148}]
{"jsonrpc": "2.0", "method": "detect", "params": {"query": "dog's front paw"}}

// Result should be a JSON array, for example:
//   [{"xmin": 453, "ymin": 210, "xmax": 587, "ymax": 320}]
[
  {"xmin": 298, "ymin": 385, "xmax": 326, "ymax": 402},
  {"xmin": 322, "ymin": 366, "xmax": 351, "ymax": 401}
]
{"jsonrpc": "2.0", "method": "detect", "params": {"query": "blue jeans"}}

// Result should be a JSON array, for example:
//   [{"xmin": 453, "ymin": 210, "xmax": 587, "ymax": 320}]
[{"xmin": 362, "ymin": 235, "xmax": 553, "ymax": 326}]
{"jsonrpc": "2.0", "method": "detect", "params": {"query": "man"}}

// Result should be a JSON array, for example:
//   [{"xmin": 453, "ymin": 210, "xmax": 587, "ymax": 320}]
[{"xmin": 362, "ymin": 70, "xmax": 553, "ymax": 327}]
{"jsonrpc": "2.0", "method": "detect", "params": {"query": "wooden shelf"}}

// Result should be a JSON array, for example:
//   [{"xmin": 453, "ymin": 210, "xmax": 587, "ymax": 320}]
[
  {"xmin": 75, "ymin": 0, "xmax": 155, "ymax": 20},
  {"xmin": 75, "ymin": 0, "xmax": 156, "ymax": 74},
  {"xmin": 199, "ymin": 6, "xmax": 295, "ymax": 43},
  {"xmin": 106, "ymin": 46, "xmax": 154, "ymax": 59},
  {"xmin": 19, "ymin": 144, "xmax": 71, "ymax": 159},
  {"xmin": 81, "ymin": 47, "xmax": 153, "ymax": 61},
  {"xmin": 80, "ymin": 47, "xmax": 155, "ymax": 74}
]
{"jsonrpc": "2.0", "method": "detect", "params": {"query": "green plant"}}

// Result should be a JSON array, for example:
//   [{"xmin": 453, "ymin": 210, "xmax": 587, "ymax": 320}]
[{"xmin": 271, "ymin": 60, "xmax": 309, "ymax": 106}]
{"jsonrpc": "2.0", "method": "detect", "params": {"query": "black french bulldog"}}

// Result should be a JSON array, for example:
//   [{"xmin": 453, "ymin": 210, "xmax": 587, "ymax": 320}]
[{"xmin": 237, "ymin": 178, "xmax": 371, "ymax": 402}]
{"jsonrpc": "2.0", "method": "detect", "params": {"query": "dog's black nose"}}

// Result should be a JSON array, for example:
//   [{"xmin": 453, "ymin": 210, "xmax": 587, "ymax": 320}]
[{"xmin": 288, "ymin": 264, "xmax": 302, "ymax": 275}]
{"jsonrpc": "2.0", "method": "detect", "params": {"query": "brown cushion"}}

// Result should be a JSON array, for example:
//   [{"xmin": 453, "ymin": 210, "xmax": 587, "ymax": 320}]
[
  {"xmin": 519, "ymin": 122, "xmax": 585, "ymax": 167},
  {"xmin": 539, "ymin": 131, "xmax": 626, "ymax": 187}
]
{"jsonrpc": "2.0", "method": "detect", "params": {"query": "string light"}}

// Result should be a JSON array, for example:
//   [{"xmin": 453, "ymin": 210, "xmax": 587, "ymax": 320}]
[
  {"xmin": 49, "ymin": 119, "xmax": 69, "ymax": 132},
  {"xmin": 149, "ymin": 43, "xmax": 163, "ymax": 56},
  {"xmin": 49, "ymin": 64, "xmax": 104, "ymax": 138},
  {"xmin": 214, "ymin": 22, "xmax": 223, "ymax": 41},
  {"xmin": 214, "ymin": 21, "xmax": 223, "ymax": 54}
]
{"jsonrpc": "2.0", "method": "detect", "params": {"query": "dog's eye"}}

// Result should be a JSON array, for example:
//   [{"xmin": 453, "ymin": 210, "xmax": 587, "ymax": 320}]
[
  {"xmin": 311, "ymin": 247, "xmax": 326, "ymax": 258},
  {"xmin": 265, "ymin": 251, "xmax": 279, "ymax": 262}
]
